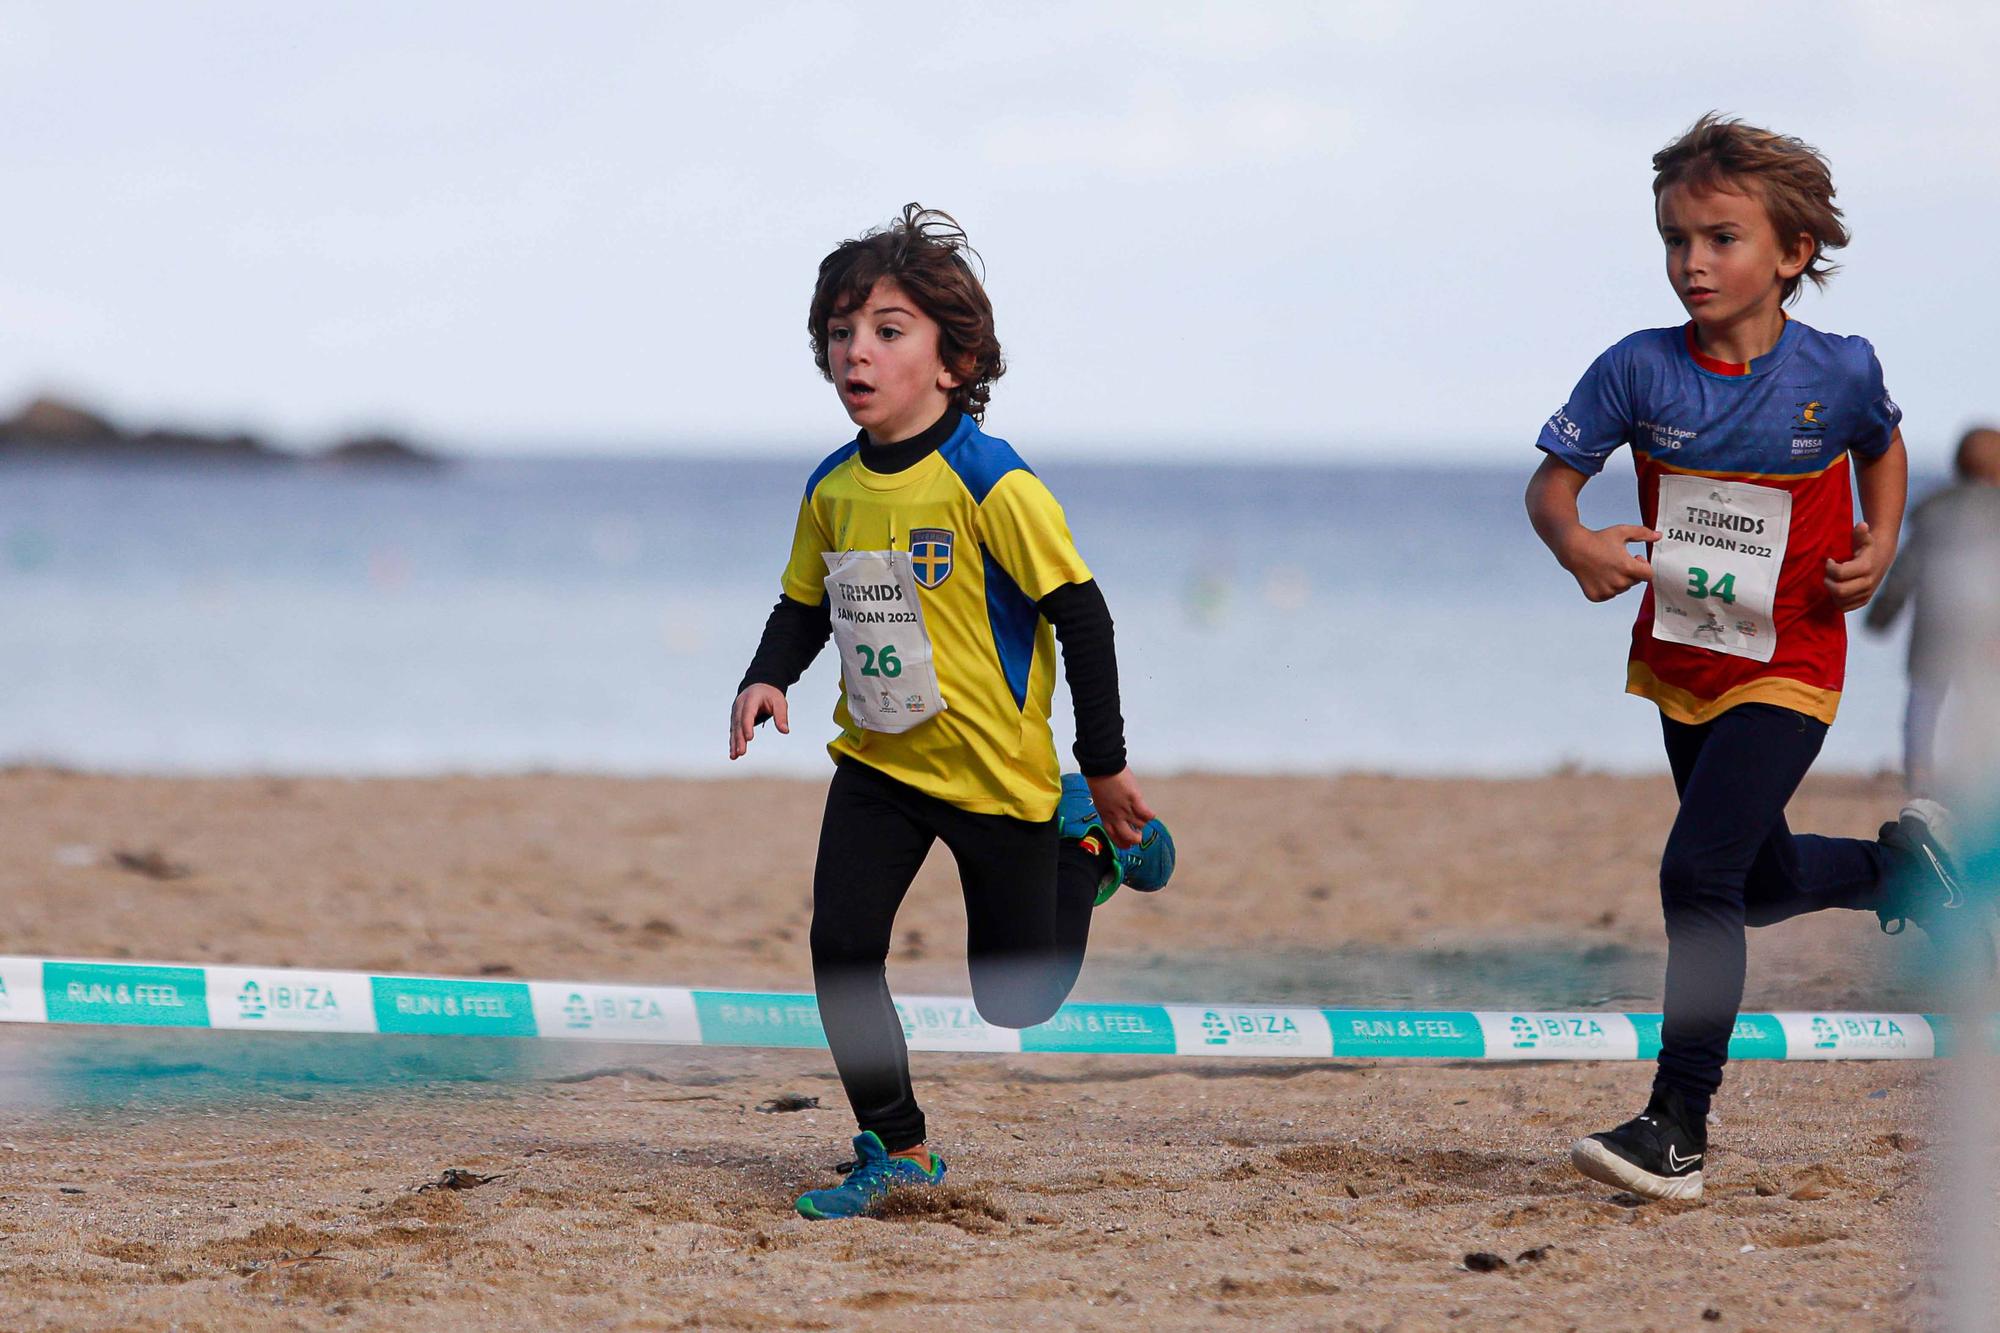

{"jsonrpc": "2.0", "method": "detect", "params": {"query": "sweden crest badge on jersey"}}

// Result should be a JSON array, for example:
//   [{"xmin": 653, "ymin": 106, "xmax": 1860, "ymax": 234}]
[{"xmin": 908, "ymin": 528, "xmax": 954, "ymax": 589}]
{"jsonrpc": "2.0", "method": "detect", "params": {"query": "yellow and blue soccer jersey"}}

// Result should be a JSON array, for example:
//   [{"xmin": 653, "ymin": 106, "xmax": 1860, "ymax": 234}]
[{"xmin": 779, "ymin": 415, "xmax": 1092, "ymax": 821}]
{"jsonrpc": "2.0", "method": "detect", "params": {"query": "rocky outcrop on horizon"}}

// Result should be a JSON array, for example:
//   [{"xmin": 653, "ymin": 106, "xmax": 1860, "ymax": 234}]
[
  {"xmin": 0, "ymin": 394, "xmax": 445, "ymax": 467},
  {"xmin": 321, "ymin": 433, "xmax": 444, "ymax": 469}
]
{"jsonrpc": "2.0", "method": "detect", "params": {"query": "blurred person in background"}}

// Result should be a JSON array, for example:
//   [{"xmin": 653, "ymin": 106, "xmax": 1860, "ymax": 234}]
[{"xmin": 1866, "ymin": 427, "xmax": 2000, "ymax": 796}]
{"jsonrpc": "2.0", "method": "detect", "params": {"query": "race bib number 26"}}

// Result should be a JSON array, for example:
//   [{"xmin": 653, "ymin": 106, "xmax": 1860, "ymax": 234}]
[{"xmin": 822, "ymin": 549, "xmax": 947, "ymax": 734}]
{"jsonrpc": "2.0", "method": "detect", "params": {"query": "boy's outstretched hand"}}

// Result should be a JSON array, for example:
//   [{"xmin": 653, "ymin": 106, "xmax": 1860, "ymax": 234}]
[
  {"xmin": 729, "ymin": 684, "xmax": 789, "ymax": 760},
  {"xmin": 1824, "ymin": 521, "xmax": 1891, "ymax": 612},
  {"xmin": 1086, "ymin": 767, "xmax": 1157, "ymax": 849},
  {"xmin": 1559, "ymin": 524, "xmax": 1661, "ymax": 602}
]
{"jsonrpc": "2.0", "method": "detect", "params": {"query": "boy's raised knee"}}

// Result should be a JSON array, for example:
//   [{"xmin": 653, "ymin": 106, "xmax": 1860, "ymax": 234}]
[
  {"xmin": 968, "ymin": 953, "xmax": 1074, "ymax": 1029},
  {"xmin": 969, "ymin": 970, "xmax": 1066, "ymax": 1029},
  {"xmin": 972, "ymin": 993, "xmax": 1062, "ymax": 1030}
]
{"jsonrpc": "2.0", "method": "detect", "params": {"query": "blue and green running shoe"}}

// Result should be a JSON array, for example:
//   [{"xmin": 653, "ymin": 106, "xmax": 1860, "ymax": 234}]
[
  {"xmin": 1057, "ymin": 773, "xmax": 1176, "ymax": 904},
  {"xmin": 794, "ymin": 1132, "xmax": 946, "ymax": 1220},
  {"xmin": 1119, "ymin": 816, "xmax": 1176, "ymax": 894}
]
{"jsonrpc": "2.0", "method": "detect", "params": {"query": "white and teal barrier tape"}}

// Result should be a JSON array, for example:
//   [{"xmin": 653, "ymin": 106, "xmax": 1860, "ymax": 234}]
[{"xmin": 0, "ymin": 956, "xmax": 1956, "ymax": 1061}]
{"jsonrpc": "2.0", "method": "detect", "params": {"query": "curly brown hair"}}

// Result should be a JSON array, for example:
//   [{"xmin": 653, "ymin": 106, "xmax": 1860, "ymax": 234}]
[
  {"xmin": 808, "ymin": 204, "xmax": 1005, "ymax": 421},
  {"xmin": 1652, "ymin": 113, "xmax": 1849, "ymax": 305}
]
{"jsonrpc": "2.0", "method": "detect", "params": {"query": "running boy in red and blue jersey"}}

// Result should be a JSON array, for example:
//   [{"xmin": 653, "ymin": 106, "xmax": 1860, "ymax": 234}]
[{"xmin": 1525, "ymin": 115, "xmax": 1973, "ymax": 1201}]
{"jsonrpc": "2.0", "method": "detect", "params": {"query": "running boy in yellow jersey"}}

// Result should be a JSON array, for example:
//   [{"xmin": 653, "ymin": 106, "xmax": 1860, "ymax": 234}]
[{"xmin": 729, "ymin": 205, "xmax": 1175, "ymax": 1219}]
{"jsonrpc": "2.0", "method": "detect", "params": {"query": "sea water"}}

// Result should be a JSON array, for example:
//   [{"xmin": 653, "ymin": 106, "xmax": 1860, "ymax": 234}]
[{"xmin": 0, "ymin": 455, "xmax": 1916, "ymax": 776}]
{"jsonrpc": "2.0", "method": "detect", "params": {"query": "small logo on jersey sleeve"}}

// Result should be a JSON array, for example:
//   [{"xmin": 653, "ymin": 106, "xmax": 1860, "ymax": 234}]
[
  {"xmin": 908, "ymin": 528, "xmax": 955, "ymax": 589},
  {"xmin": 1545, "ymin": 407, "xmax": 1582, "ymax": 446}
]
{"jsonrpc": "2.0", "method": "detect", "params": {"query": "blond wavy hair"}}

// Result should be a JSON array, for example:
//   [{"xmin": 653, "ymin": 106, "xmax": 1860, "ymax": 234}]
[{"xmin": 1653, "ymin": 113, "xmax": 1849, "ymax": 304}]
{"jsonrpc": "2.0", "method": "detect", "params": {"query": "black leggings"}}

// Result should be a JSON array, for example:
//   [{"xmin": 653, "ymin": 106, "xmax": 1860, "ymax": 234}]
[
  {"xmin": 810, "ymin": 759, "xmax": 1102, "ymax": 1151},
  {"xmin": 1653, "ymin": 703, "xmax": 1889, "ymax": 1115}
]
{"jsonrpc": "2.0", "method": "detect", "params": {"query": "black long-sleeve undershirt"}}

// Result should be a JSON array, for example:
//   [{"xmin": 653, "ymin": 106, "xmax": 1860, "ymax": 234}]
[
  {"xmin": 739, "ymin": 594, "xmax": 831, "ymax": 695},
  {"xmin": 1036, "ymin": 579, "xmax": 1126, "ymax": 777},
  {"xmin": 738, "ymin": 579, "xmax": 1127, "ymax": 778}
]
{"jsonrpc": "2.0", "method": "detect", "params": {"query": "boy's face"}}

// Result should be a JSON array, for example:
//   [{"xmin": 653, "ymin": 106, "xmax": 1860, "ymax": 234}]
[
  {"xmin": 1656, "ymin": 180, "xmax": 1811, "ymax": 335},
  {"xmin": 826, "ymin": 278, "xmax": 961, "ymax": 444}
]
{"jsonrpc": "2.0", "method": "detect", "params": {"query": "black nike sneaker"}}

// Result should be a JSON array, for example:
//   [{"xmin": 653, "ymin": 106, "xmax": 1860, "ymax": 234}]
[
  {"xmin": 1877, "ymin": 798, "xmax": 1971, "ymax": 937},
  {"xmin": 1570, "ymin": 1086, "xmax": 1706, "ymax": 1202}
]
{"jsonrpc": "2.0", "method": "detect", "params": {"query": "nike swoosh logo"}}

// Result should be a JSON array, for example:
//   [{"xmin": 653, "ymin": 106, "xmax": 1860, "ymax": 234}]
[
  {"xmin": 1923, "ymin": 846, "xmax": 1966, "ymax": 910},
  {"xmin": 1666, "ymin": 1146, "xmax": 1703, "ymax": 1171}
]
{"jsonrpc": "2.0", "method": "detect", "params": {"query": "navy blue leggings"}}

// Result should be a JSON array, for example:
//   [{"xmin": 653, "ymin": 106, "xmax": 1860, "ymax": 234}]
[{"xmin": 1653, "ymin": 703, "xmax": 1889, "ymax": 1115}]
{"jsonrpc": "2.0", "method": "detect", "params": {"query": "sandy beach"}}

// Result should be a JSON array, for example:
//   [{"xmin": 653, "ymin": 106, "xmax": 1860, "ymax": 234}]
[{"xmin": 0, "ymin": 768, "xmax": 1947, "ymax": 1329}]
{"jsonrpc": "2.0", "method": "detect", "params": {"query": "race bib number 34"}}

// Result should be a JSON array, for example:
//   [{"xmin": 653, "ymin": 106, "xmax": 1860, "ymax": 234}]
[
  {"xmin": 1650, "ymin": 473, "xmax": 1791, "ymax": 663},
  {"xmin": 822, "ymin": 549, "xmax": 947, "ymax": 734}
]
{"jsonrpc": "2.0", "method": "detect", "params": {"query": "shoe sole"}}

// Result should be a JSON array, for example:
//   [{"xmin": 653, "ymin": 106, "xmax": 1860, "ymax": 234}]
[
  {"xmin": 1569, "ymin": 1138, "xmax": 1703, "ymax": 1202},
  {"xmin": 1122, "ymin": 826, "xmax": 1175, "ymax": 894},
  {"xmin": 794, "ymin": 1194, "xmax": 875, "ymax": 1220},
  {"xmin": 1902, "ymin": 798, "xmax": 1959, "ymax": 857},
  {"xmin": 1894, "ymin": 801, "xmax": 1997, "ymax": 974},
  {"xmin": 1902, "ymin": 800, "xmax": 1968, "ymax": 909}
]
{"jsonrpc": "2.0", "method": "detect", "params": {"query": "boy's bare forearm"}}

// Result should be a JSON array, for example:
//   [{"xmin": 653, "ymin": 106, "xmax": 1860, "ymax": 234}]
[
  {"xmin": 1526, "ymin": 455, "xmax": 1657, "ymax": 602},
  {"xmin": 1854, "ymin": 431, "xmax": 1908, "ymax": 552},
  {"xmin": 1525, "ymin": 456, "xmax": 1588, "ymax": 565}
]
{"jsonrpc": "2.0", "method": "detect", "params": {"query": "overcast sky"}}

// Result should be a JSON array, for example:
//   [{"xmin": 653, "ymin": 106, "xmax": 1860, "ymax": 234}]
[{"xmin": 1, "ymin": 2, "xmax": 1994, "ymax": 461}]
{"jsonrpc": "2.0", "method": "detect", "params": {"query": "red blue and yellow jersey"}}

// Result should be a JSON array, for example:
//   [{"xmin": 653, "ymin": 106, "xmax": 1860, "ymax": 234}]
[
  {"xmin": 1538, "ymin": 319, "xmax": 1901, "ymax": 725},
  {"xmin": 779, "ymin": 416, "xmax": 1092, "ymax": 820}
]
